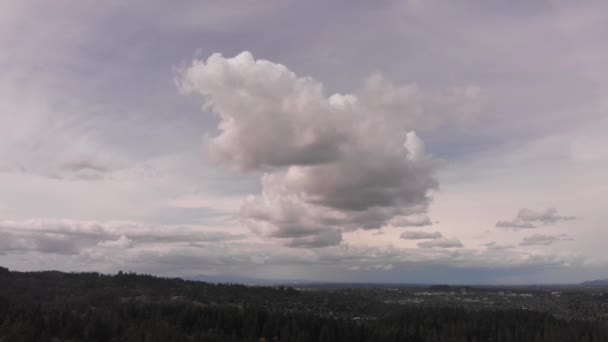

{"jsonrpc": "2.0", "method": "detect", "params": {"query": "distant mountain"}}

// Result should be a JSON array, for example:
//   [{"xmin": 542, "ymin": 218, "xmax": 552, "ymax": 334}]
[
  {"xmin": 186, "ymin": 274, "xmax": 313, "ymax": 286},
  {"xmin": 186, "ymin": 274, "xmax": 273, "ymax": 285},
  {"xmin": 580, "ymin": 279, "xmax": 608, "ymax": 287}
]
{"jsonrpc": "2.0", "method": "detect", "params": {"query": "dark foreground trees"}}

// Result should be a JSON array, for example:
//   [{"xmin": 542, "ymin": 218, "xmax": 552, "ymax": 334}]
[{"xmin": 0, "ymin": 268, "xmax": 606, "ymax": 342}]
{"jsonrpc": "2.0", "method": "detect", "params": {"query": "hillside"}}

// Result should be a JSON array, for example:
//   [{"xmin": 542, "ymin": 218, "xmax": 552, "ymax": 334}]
[{"xmin": 0, "ymin": 267, "xmax": 606, "ymax": 342}]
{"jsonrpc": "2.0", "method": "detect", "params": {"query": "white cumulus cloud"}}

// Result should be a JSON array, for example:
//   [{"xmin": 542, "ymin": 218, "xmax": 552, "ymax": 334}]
[{"xmin": 179, "ymin": 51, "xmax": 482, "ymax": 247}]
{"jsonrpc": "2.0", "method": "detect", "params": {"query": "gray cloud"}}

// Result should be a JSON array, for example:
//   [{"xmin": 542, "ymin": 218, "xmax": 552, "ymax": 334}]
[
  {"xmin": 400, "ymin": 231, "xmax": 442, "ymax": 240},
  {"xmin": 497, "ymin": 207, "xmax": 576, "ymax": 229},
  {"xmin": 113, "ymin": 240, "xmax": 585, "ymax": 283},
  {"xmin": 50, "ymin": 158, "xmax": 113, "ymax": 181},
  {"xmin": 0, "ymin": 222, "xmax": 589, "ymax": 284},
  {"xmin": 180, "ymin": 52, "xmax": 481, "ymax": 247},
  {"xmin": 188, "ymin": 232, "xmax": 248, "ymax": 243},
  {"xmin": 97, "ymin": 235, "xmax": 133, "ymax": 248},
  {"xmin": 0, "ymin": 160, "xmax": 26, "ymax": 174},
  {"xmin": 0, "ymin": 218, "xmax": 247, "ymax": 254},
  {"xmin": 348, "ymin": 264, "xmax": 394, "ymax": 272},
  {"xmin": 417, "ymin": 237, "xmax": 463, "ymax": 249},
  {"xmin": 520, "ymin": 235, "xmax": 558, "ymax": 246},
  {"xmin": 496, "ymin": 220, "xmax": 536, "ymax": 229},
  {"xmin": 519, "ymin": 234, "xmax": 572, "ymax": 246},
  {"xmin": 390, "ymin": 214, "xmax": 432, "ymax": 227},
  {"xmin": 516, "ymin": 208, "xmax": 576, "ymax": 224},
  {"xmin": 519, "ymin": 234, "xmax": 573, "ymax": 247},
  {"xmin": 481, "ymin": 241, "xmax": 514, "ymax": 251},
  {"xmin": 0, "ymin": 230, "xmax": 80, "ymax": 255},
  {"xmin": 59, "ymin": 159, "xmax": 109, "ymax": 173},
  {"xmin": 286, "ymin": 228, "xmax": 342, "ymax": 249}
]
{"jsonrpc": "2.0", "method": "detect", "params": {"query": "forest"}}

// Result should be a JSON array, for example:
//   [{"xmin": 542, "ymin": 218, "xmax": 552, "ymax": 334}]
[{"xmin": 1, "ymin": 266, "xmax": 607, "ymax": 342}]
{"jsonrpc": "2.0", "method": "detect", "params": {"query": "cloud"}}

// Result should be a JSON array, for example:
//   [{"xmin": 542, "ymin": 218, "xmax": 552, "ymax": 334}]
[
  {"xmin": 0, "ymin": 218, "xmax": 247, "ymax": 254},
  {"xmin": 417, "ymin": 237, "xmax": 463, "ymax": 249},
  {"xmin": 516, "ymin": 208, "xmax": 576, "ymax": 224},
  {"xmin": 497, "ymin": 207, "xmax": 576, "ymax": 229},
  {"xmin": 98, "ymin": 235, "xmax": 133, "ymax": 248},
  {"xmin": 189, "ymin": 232, "xmax": 248, "ymax": 243},
  {"xmin": 50, "ymin": 158, "xmax": 113, "ymax": 181},
  {"xmin": 496, "ymin": 220, "xmax": 536, "ymax": 229},
  {"xmin": 389, "ymin": 214, "xmax": 432, "ymax": 227},
  {"xmin": 347, "ymin": 264, "xmax": 394, "ymax": 271},
  {"xmin": 179, "ymin": 51, "xmax": 346, "ymax": 171},
  {"xmin": 179, "ymin": 51, "xmax": 481, "ymax": 247},
  {"xmin": 0, "ymin": 230, "xmax": 80, "ymax": 255},
  {"xmin": 400, "ymin": 231, "xmax": 442, "ymax": 240},
  {"xmin": 481, "ymin": 241, "xmax": 514, "ymax": 251},
  {"xmin": 0, "ymin": 218, "xmax": 589, "ymax": 283},
  {"xmin": 286, "ymin": 228, "xmax": 342, "ymax": 248},
  {"xmin": 519, "ymin": 234, "xmax": 573, "ymax": 247},
  {"xmin": 0, "ymin": 160, "xmax": 26, "ymax": 174}
]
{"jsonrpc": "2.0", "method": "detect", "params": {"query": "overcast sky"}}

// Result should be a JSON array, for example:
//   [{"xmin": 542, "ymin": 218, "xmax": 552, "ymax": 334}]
[{"xmin": 1, "ymin": 0, "xmax": 607, "ymax": 284}]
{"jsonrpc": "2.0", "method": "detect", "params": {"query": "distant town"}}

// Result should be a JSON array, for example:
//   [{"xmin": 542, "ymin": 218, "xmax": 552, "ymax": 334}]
[{"xmin": 293, "ymin": 283, "xmax": 608, "ymax": 322}]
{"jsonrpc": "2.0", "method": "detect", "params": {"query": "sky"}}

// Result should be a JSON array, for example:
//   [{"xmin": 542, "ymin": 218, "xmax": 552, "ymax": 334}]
[{"xmin": 1, "ymin": 0, "xmax": 607, "ymax": 284}]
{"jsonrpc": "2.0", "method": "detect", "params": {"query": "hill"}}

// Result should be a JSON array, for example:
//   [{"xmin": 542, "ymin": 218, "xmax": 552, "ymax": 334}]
[{"xmin": 0, "ymin": 266, "xmax": 606, "ymax": 341}]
